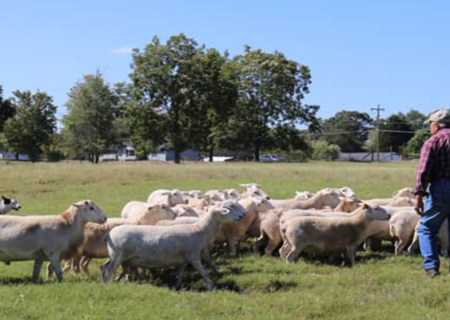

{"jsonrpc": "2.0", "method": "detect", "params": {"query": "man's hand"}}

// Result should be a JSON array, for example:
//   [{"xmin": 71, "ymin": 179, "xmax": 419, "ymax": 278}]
[{"xmin": 415, "ymin": 195, "xmax": 424, "ymax": 216}]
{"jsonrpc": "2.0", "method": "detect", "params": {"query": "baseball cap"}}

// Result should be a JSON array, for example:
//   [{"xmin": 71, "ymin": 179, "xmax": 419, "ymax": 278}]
[{"xmin": 424, "ymin": 109, "xmax": 450, "ymax": 124}]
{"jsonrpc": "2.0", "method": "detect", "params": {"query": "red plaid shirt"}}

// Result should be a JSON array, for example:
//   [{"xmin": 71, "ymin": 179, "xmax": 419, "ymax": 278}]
[{"xmin": 415, "ymin": 128, "xmax": 450, "ymax": 196}]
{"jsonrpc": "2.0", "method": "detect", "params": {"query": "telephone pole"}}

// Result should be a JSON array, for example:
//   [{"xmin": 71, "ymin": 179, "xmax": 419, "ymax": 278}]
[{"xmin": 371, "ymin": 104, "xmax": 385, "ymax": 162}]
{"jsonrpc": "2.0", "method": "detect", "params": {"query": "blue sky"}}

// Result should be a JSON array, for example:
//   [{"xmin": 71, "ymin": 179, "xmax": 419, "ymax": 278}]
[{"xmin": 1, "ymin": 0, "xmax": 449, "ymax": 123}]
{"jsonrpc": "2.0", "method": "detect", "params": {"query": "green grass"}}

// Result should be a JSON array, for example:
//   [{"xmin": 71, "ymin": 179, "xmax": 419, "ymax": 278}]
[{"xmin": 0, "ymin": 160, "xmax": 446, "ymax": 320}]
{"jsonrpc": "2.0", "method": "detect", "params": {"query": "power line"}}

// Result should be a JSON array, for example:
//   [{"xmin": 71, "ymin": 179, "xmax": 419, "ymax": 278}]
[{"xmin": 371, "ymin": 104, "xmax": 385, "ymax": 162}]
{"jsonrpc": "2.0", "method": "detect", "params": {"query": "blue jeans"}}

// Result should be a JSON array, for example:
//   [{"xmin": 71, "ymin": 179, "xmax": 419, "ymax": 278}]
[{"xmin": 418, "ymin": 179, "xmax": 450, "ymax": 270}]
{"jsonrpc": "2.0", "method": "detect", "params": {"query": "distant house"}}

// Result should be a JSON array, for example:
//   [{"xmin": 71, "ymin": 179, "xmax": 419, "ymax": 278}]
[
  {"xmin": 0, "ymin": 151, "xmax": 30, "ymax": 161},
  {"xmin": 99, "ymin": 141, "xmax": 137, "ymax": 162},
  {"xmin": 338, "ymin": 152, "xmax": 401, "ymax": 162},
  {"xmin": 147, "ymin": 144, "xmax": 200, "ymax": 162}
]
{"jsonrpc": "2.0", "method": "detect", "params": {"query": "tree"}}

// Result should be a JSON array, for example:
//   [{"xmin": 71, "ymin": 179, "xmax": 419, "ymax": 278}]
[
  {"xmin": 310, "ymin": 140, "xmax": 340, "ymax": 161},
  {"xmin": 320, "ymin": 111, "xmax": 373, "ymax": 152},
  {"xmin": 62, "ymin": 72, "xmax": 117, "ymax": 163},
  {"xmin": 130, "ymin": 34, "xmax": 205, "ymax": 164},
  {"xmin": 377, "ymin": 113, "xmax": 415, "ymax": 153},
  {"xmin": 190, "ymin": 49, "xmax": 238, "ymax": 161},
  {"xmin": 406, "ymin": 129, "xmax": 430, "ymax": 155},
  {"xmin": 1, "ymin": 90, "xmax": 57, "ymax": 161},
  {"xmin": 0, "ymin": 85, "xmax": 15, "ymax": 134},
  {"xmin": 405, "ymin": 109, "xmax": 427, "ymax": 131},
  {"xmin": 230, "ymin": 46, "xmax": 318, "ymax": 161}
]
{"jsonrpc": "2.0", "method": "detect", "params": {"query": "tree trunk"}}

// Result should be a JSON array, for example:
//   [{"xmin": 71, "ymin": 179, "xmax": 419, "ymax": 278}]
[
  {"xmin": 95, "ymin": 154, "xmax": 99, "ymax": 164},
  {"xmin": 208, "ymin": 146, "xmax": 214, "ymax": 162},
  {"xmin": 174, "ymin": 150, "xmax": 181, "ymax": 164},
  {"xmin": 254, "ymin": 148, "xmax": 260, "ymax": 162}
]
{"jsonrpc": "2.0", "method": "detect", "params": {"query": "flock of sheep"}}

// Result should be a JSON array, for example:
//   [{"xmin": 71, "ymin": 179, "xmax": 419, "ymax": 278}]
[{"xmin": 0, "ymin": 184, "xmax": 439, "ymax": 291}]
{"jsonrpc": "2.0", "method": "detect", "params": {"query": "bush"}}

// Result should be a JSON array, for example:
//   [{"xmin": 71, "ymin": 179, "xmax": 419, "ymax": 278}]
[{"xmin": 310, "ymin": 140, "xmax": 340, "ymax": 161}]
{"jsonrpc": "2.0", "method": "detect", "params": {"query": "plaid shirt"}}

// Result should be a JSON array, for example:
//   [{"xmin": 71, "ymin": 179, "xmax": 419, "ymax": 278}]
[{"xmin": 415, "ymin": 128, "xmax": 450, "ymax": 196}]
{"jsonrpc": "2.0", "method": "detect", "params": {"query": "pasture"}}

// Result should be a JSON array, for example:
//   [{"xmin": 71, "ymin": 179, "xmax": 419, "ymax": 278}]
[{"xmin": 0, "ymin": 160, "xmax": 448, "ymax": 320}]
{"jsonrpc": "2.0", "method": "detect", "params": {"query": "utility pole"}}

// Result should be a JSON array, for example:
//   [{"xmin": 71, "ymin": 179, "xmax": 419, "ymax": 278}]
[{"xmin": 371, "ymin": 104, "xmax": 385, "ymax": 162}]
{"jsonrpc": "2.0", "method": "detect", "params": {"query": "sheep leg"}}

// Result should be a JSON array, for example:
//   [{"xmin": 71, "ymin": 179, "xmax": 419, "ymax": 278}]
[
  {"xmin": 344, "ymin": 246, "xmax": 356, "ymax": 267},
  {"xmin": 31, "ymin": 258, "xmax": 45, "ymax": 283},
  {"xmin": 101, "ymin": 257, "xmax": 121, "ymax": 283},
  {"xmin": 189, "ymin": 258, "xmax": 214, "ymax": 291},
  {"xmin": 395, "ymin": 239, "xmax": 406, "ymax": 256},
  {"xmin": 46, "ymin": 253, "xmax": 63, "ymax": 282},
  {"xmin": 46, "ymin": 262, "xmax": 54, "ymax": 279},
  {"xmin": 286, "ymin": 245, "xmax": 302, "ymax": 265},
  {"xmin": 175, "ymin": 263, "xmax": 188, "ymax": 290},
  {"xmin": 62, "ymin": 259, "xmax": 72, "ymax": 273},
  {"xmin": 80, "ymin": 256, "xmax": 92, "ymax": 276},
  {"xmin": 203, "ymin": 249, "xmax": 220, "ymax": 276},
  {"xmin": 252, "ymin": 235, "xmax": 267, "ymax": 255}
]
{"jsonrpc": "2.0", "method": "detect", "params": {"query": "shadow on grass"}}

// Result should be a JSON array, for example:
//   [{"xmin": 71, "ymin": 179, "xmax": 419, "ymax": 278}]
[
  {"xmin": 263, "ymin": 280, "xmax": 297, "ymax": 293},
  {"xmin": 0, "ymin": 276, "xmax": 46, "ymax": 286}
]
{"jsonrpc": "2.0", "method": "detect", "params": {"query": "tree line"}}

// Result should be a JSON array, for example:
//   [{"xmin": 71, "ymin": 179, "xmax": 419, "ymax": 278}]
[{"xmin": 0, "ymin": 34, "xmax": 434, "ymax": 163}]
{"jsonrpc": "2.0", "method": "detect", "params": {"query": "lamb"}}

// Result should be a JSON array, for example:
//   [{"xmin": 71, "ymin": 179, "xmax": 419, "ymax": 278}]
[
  {"xmin": 101, "ymin": 201, "xmax": 247, "ymax": 291},
  {"xmin": 147, "ymin": 189, "xmax": 188, "ymax": 206},
  {"xmin": 294, "ymin": 191, "xmax": 315, "ymax": 201},
  {"xmin": 0, "ymin": 200, "xmax": 106, "ymax": 282},
  {"xmin": 188, "ymin": 195, "xmax": 215, "ymax": 210},
  {"xmin": 181, "ymin": 190, "xmax": 203, "ymax": 199},
  {"xmin": 270, "ymin": 188, "xmax": 341, "ymax": 210},
  {"xmin": 0, "ymin": 196, "xmax": 21, "ymax": 215},
  {"xmin": 70, "ymin": 204, "xmax": 177, "ymax": 276},
  {"xmin": 281, "ymin": 204, "xmax": 390, "ymax": 266}
]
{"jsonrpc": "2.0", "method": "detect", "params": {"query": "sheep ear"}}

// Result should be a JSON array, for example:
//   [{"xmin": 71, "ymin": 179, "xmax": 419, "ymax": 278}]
[
  {"xmin": 161, "ymin": 191, "xmax": 171, "ymax": 196},
  {"xmin": 220, "ymin": 208, "xmax": 231, "ymax": 215},
  {"xmin": 147, "ymin": 205, "xmax": 155, "ymax": 211},
  {"xmin": 239, "ymin": 183, "xmax": 249, "ymax": 188},
  {"xmin": 362, "ymin": 203, "xmax": 370, "ymax": 210},
  {"xmin": 1, "ymin": 196, "xmax": 6, "ymax": 200},
  {"xmin": 72, "ymin": 203, "xmax": 81, "ymax": 208}
]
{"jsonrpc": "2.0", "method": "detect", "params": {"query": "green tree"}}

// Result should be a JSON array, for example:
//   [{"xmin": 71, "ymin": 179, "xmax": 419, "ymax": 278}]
[
  {"xmin": 1, "ymin": 90, "xmax": 57, "ymax": 161},
  {"xmin": 62, "ymin": 72, "xmax": 117, "ymax": 163},
  {"xmin": 191, "ymin": 49, "xmax": 238, "ymax": 161},
  {"xmin": 230, "ymin": 46, "xmax": 318, "ymax": 161},
  {"xmin": 406, "ymin": 128, "xmax": 430, "ymax": 156},
  {"xmin": 130, "ymin": 34, "xmax": 205, "ymax": 164},
  {"xmin": 405, "ymin": 109, "xmax": 427, "ymax": 131},
  {"xmin": 0, "ymin": 85, "xmax": 15, "ymax": 134},
  {"xmin": 320, "ymin": 111, "xmax": 373, "ymax": 152},
  {"xmin": 378, "ymin": 113, "xmax": 414, "ymax": 153}
]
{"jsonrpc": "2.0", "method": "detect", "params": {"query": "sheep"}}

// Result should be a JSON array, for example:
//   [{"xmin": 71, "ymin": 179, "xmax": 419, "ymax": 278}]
[
  {"xmin": 0, "ymin": 196, "xmax": 21, "ymax": 215},
  {"xmin": 172, "ymin": 204, "xmax": 199, "ymax": 217},
  {"xmin": 215, "ymin": 197, "xmax": 274, "ymax": 255},
  {"xmin": 388, "ymin": 209, "xmax": 420, "ymax": 255},
  {"xmin": 294, "ymin": 191, "xmax": 315, "ymax": 201},
  {"xmin": 270, "ymin": 188, "xmax": 341, "ymax": 210},
  {"xmin": 69, "ymin": 204, "xmax": 177, "ymax": 276},
  {"xmin": 239, "ymin": 183, "xmax": 271, "ymax": 200},
  {"xmin": 392, "ymin": 187, "xmax": 414, "ymax": 199},
  {"xmin": 188, "ymin": 195, "xmax": 215, "ymax": 210},
  {"xmin": 181, "ymin": 190, "xmax": 203, "ymax": 199},
  {"xmin": 281, "ymin": 204, "xmax": 390, "ymax": 266},
  {"xmin": 364, "ymin": 196, "xmax": 415, "ymax": 207},
  {"xmin": 0, "ymin": 200, "xmax": 106, "ymax": 282},
  {"xmin": 361, "ymin": 206, "xmax": 417, "ymax": 253},
  {"xmin": 204, "ymin": 190, "xmax": 229, "ymax": 201},
  {"xmin": 121, "ymin": 201, "xmax": 177, "ymax": 222},
  {"xmin": 147, "ymin": 189, "xmax": 188, "ymax": 206},
  {"xmin": 407, "ymin": 219, "xmax": 448, "ymax": 258},
  {"xmin": 100, "ymin": 200, "xmax": 247, "ymax": 291},
  {"xmin": 254, "ymin": 197, "xmax": 360, "ymax": 257}
]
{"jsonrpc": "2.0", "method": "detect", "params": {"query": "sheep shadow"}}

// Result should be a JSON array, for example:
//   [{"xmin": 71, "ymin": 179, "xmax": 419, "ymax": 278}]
[
  {"xmin": 263, "ymin": 280, "xmax": 297, "ymax": 293},
  {"xmin": 0, "ymin": 276, "xmax": 46, "ymax": 286}
]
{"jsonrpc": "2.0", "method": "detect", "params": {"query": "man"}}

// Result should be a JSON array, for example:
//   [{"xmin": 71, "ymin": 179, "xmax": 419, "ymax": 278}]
[{"xmin": 415, "ymin": 108, "xmax": 450, "ymax": 278}]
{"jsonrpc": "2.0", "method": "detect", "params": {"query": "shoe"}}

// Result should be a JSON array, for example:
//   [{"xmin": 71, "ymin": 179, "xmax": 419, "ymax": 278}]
[{"xmin": 425, "ymin": 268, "xmax": 440, "ymax": 278}]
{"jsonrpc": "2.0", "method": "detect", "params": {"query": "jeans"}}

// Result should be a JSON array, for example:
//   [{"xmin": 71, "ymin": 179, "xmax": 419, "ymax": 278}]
[{"xmin": 418, "ymin": 179, "xmax": 450, "ymax": 270}]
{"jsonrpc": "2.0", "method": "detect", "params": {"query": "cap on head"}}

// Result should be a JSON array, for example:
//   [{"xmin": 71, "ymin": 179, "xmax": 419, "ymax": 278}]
[{"xmin": 424, "ymin": 109, "xmax": 450, "ymax": 125}]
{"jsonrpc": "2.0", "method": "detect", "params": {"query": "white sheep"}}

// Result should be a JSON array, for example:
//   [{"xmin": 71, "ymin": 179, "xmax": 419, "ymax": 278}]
[
  {"xmin": 0, "ymin": 200, "xmax": 106, "ymax": 282},
  {"xmin": 70, "ymin": 204, "xmax": 177, "ymax": 276},
  {"xmin": 407, "ymin": 219, "xmax": 449, "ymax": 258},
  {"xmin": 270, "ymin": 188, "xmax": 341, "ymax": 210},
  {"xmin": 121, "ymin": 201, "xmax": 177, "ymax": 222},
  {"xmin": 0, "ymin": 196, "xmax": 21, "ymax": 215},
  {"xmin": 100, "ymin": 201, "xmax": 246, "ymax": 291},
  {"xmin": 172, "ymin": 204, "xmax": 199, "ymax": 217},
  {"xmin": 281, "ymin": 204, "xmax": 390, "ymax": 266},
  {"xmin": 239, "ymin": 183, "xmax": 271, "ymax": 200},
  {"xmin": 147, "ymin": 189, "xmax": 188, "ymax": 206}
]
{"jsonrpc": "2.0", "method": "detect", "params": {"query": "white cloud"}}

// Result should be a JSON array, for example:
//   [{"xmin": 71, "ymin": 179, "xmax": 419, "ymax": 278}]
[{"xmin": 110, "ymin": 46, "xmax": 134, "ymax": 55}]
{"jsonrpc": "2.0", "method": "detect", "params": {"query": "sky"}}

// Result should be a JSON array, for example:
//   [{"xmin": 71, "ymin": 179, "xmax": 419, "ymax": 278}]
[{"xmin": 1, "ymin": 0, "xmax": 450, "ymax": 123}]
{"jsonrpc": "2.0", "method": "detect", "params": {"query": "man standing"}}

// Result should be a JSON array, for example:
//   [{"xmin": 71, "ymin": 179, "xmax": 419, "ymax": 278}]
[{"xmin": 415, "ymin": 109, "xmax": 450, "ymax": 278}]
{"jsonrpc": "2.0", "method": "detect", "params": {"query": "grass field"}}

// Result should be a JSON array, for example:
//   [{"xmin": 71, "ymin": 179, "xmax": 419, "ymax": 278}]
[{"xmin": 0, "ymin": 160, "xmax": 448, "ymax": 320}]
